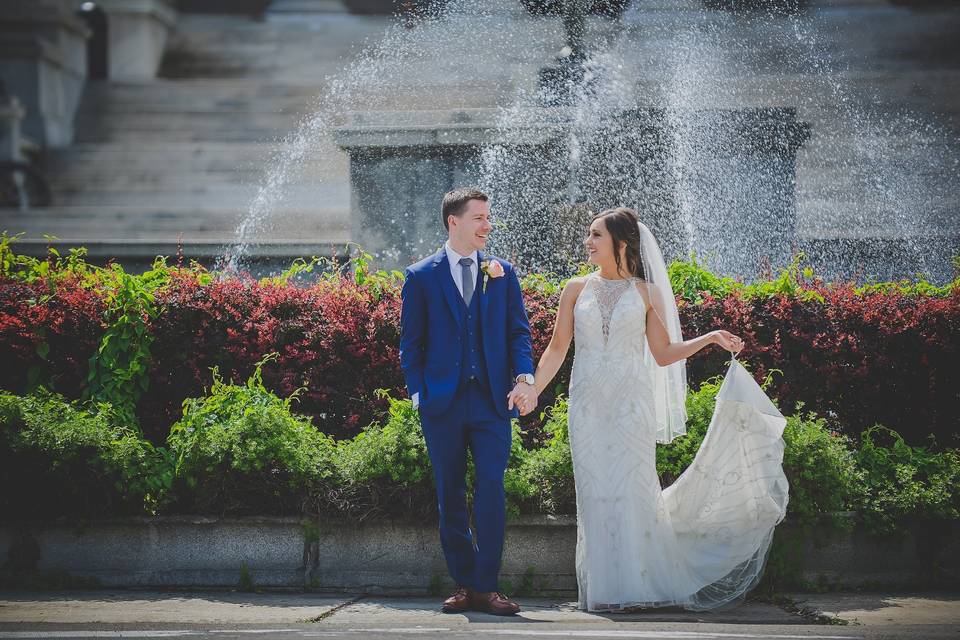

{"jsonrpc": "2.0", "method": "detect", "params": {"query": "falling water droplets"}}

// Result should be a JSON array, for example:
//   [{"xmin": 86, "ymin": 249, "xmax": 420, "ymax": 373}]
[{"xmin": 221, "ymin": 0, "xmax": 958, "ymax": 283}]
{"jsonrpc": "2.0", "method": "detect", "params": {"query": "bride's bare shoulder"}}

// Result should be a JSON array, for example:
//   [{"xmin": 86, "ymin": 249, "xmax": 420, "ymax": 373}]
[{"xmin": 561, "ymin": 276, "xmax": 589, "ymax": 301}]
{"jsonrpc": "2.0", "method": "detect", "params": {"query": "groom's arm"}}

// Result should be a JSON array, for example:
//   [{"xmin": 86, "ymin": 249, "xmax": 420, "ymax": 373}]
[
  {"xmin": 505, "ymin": 263, "xmax": 535, "ymax": 379},
  {"xmin": 399, "ymin": 269, "xmax": 427, "ymax": 408}
]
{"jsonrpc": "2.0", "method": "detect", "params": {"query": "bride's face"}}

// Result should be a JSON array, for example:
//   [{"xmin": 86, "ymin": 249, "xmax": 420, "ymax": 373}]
[{"xmin": 584, "ymin": 218, "xmax": 615, "ymax": 267}]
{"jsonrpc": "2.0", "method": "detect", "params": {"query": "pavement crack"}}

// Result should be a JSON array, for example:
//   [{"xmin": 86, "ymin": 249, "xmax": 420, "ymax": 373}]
[
  {"xmin": 305, "ymin": 595, "xmax": 365, "ymax": 623},
  {"xmin": 761, "ymin": 594, "xmax": 852, "ymax": 626}
]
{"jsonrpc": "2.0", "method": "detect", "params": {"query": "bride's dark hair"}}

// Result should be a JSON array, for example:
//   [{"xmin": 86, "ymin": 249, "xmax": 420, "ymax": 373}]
[{"xmin": 593, "ymin": 207, "xmax": 647, "ymax": 281}]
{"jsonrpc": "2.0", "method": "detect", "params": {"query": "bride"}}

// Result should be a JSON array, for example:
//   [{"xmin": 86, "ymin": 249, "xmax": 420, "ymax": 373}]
[{"xmin": 529, "ymin": 207, "xmax": 789, "ymax": 611}]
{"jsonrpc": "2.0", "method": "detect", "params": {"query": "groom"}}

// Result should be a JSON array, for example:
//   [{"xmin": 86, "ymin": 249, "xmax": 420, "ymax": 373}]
[{"xmin": 399, "ymin": 187, "xmax": 538, "ymax": 615}]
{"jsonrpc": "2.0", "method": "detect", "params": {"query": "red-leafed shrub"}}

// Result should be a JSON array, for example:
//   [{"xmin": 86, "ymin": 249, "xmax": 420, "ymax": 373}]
[
  {"xmin": 139, "ymin": 273, "xmax": 404, "ymax": 442},
  {"xmin": 680, "ymin": 285, "xmax": 960, "ymax": 446},
  {"xmin": 0, "ymin": 277, "xmax": 106, "ymax": 397},
  {"xmin": 0, "ymin": 241, "xmax": 956, "ymax": 448},
  {"xmin": 518, "ymin": 286, "xmax": 570, "ymax": 441}
]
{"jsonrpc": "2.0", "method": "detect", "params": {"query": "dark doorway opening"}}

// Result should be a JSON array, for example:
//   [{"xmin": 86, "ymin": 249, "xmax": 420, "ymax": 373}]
[{"xmin": 78, "ymin": 3, "xmax": 109, "ymax": 80}]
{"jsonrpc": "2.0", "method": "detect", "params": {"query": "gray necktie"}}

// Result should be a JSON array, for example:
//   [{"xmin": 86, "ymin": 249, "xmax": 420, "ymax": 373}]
[{"xmin": 459, "ymin": 256, "xmax": 474, "ymax": 306}]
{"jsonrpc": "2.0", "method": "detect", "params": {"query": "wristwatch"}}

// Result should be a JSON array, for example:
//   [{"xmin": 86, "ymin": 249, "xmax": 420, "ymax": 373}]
[{"xmin": 516, "ymin": 373, "xmax": 535, "ymax": 386}]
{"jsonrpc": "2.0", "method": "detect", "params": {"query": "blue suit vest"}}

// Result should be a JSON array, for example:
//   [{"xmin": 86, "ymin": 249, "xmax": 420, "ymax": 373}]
[{"xmin": 461, "ymin": 283, "xmax": 489, "ymax": 388}]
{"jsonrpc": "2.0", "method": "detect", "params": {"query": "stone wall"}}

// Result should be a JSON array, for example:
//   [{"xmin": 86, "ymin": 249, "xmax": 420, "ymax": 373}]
[{"xmin": 2, "ymin": 515, "xmax": 956, "ymax": 593}]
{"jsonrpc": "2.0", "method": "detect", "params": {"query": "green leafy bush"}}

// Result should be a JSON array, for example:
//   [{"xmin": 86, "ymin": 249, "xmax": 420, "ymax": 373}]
[
  {"xmin": 330, "ymin": 391, "xmax": 435, "ymax": 520},
  {"xmin": 655, "ymin": 376, "xmax": 717, "ymax": 486},
  {"xmin": 780, "ymin": 408, "xmax": 864, "ymax": 531},
  {"xmin": 85, "ymin": 263, "xmax": 171, "ymax": 424},
  {"xmin": 668, "ymin": 254, "xmax": 741, "ymax": 303},
  {"xmin": 854, "ymin": 427, "xmax": 960, "ymax": 535},
  {"xmin": 515, "ymin": 397, "xmax": 575, "ymax": 515},
  {"xmin": 167, "ymin": 355, "xmax": 336, "ymax": 515},
  {"xmin": 331, "ymin": 392, "xmax": 532, "ymax": 520},
  {"xmin": 0, "ymin": 388, "xmax": 170, "ymax": 518},
  {"xmin": 502, "ymin": 421, "xmax": 533, "ymax": 518}
]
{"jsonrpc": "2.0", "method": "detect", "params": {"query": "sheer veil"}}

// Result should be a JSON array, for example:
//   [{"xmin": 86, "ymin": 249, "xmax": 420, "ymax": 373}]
[{"xmin": 638, "ymin": 221, "xmax": 688, "ymax": 443}]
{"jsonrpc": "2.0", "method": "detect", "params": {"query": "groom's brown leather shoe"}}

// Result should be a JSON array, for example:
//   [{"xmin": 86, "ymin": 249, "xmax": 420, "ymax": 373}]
[
  {"xmin": 441, "ymin": 586, "xmax": 473, "ymax": 613},
  {"xmin": 471, "ymin": 591, "xmax": 521, "ymax": 616}
]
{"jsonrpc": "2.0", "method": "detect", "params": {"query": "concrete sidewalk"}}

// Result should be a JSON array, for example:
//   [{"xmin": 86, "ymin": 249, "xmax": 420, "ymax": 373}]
[
  {"xmin": 0, "ymin": 592, "xmax": 798, "ymax": 625},
  {"xmin": 0, "ymin": 591, "xmax": 957, "ymax": 627},
  {"xmin": 787, "ymin": 592, "xmax": 960, "ymax": 627}
]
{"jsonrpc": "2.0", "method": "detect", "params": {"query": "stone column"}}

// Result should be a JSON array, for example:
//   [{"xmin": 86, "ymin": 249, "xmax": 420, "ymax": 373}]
[
  {"xmin": 0, "ymin": 0, "xmax": 90, "ymax": 147},
  {"xmin": 95, "ymin": 0, "xmax": 178, "ymax": 81}
]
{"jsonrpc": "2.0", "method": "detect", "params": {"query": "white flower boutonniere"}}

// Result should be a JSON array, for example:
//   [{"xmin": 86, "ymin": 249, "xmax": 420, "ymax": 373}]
[{"xmin": 480, "ymin": 259, "xmax": 505, "ymax": 292}]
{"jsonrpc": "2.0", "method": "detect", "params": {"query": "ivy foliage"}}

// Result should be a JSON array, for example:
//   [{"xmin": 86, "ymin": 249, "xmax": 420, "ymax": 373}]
[{"xmin": 85, "ymin": 263, "xmax": 171, "ymax": 423}]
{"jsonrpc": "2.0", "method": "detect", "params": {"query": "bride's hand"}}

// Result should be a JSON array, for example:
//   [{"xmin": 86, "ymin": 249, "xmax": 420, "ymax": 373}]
[{"xmin": 712, "ymin": 330, "xmax": 744, "ymax": 354}]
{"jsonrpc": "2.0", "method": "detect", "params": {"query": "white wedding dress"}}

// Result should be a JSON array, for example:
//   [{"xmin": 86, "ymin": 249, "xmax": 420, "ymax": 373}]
[{"xmin": 569, "ymin": 273, "xmax": 790, "ymax": 611}]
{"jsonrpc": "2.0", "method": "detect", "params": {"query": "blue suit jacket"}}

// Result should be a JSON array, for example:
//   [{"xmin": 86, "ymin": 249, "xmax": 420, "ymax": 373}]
[{"xmin": 399, "ymin": 247, "xmax": 535, "ymax": 419}]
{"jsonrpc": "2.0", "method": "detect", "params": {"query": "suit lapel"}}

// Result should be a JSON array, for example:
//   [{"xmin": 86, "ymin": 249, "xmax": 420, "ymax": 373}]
[{"xmin": 433, "ymin": 248, "xmax": 464, "ymax": 329}]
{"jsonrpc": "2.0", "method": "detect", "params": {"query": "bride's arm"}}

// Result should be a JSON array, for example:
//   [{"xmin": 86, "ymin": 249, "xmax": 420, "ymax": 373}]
[
  {"xmin": 532, "ymin": 278, "xmax": 585, "ymax": 396},
  {"xmin": 641, "ymin": 282, "xmax": 742, "ymax": 367}
]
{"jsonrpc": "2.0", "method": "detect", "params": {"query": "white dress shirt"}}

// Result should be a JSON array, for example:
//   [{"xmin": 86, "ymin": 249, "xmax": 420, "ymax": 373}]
[
  {"xmin": 413, "ymin": 243, "xmax": 479, "ymax": 410},
  {"xmin": 444, "ymin": 241, "xmax": 479, "ymax": 298}
]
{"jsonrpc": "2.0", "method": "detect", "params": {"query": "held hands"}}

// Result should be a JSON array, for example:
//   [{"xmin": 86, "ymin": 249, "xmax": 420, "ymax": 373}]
[
  {"xmin": 712, "ymin": 329, "xmax": 744, "ymax": 355},
  {"xmin": 507, "ymin": 382, "xmax": 539, "ymax": 416}
]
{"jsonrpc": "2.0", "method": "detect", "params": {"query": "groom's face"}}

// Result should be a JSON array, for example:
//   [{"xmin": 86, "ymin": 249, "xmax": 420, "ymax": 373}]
[{"xmin": 449, "ymin": 198, "xmax": 493, "ymax": 253}]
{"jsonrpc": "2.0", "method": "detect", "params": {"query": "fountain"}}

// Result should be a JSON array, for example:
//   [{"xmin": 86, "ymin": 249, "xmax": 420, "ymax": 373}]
[
  {"xmin": 226, "ymin": 0, "xmax": 958, "ymax": 282},
  {"xmin": 335, "ymin": 0, "xmax": 810, "ymax": 278}
]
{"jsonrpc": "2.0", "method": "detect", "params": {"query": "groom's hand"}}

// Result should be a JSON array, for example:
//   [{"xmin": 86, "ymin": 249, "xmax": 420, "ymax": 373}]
[{"xmin": 507, "ymin": 383, "xmax": 538, "ymax": 416}]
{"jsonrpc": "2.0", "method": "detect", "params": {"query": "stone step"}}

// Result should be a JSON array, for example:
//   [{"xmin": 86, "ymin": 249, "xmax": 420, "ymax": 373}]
[
  {"xmin": 48, "ymin": 172, "xmax": 333, "ymax": 189},
  {"xmin": 47, "ymin": 185, "xmax": 349, "ymax": 209},
  {"xmin": 46, "ymin": 171, "xmax": 343, "ymax": 190},
  {"xmin": 44, "ymin": 143, "xmax": 344, "ymax": 173},
  {"xmin": 3, "ymin": 206, "xmax": 351, "ymax": 240},
  {"xmin": 75, "ymin": 110, "xmax": 304, "ymax": 130},
  {"xmin": 265, "ymin": 0, "xmax": 348, "ymax": 15},
  {"xmin": 71, "ymin": 127, "xmax": 297, "ymax": 144},
  {"xmin": 77, "ymin": 83, "xmax": 324, "ymax": 114},
  {"xmin": 159, "ymin": 14, "xmax": 390, "ymax": 80}
]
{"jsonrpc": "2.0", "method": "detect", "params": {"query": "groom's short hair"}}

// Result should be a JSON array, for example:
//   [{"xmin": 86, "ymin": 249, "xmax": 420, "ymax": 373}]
[{"xmin": 442, "ymin": 187, "xmax": 488, "ymax": 231}]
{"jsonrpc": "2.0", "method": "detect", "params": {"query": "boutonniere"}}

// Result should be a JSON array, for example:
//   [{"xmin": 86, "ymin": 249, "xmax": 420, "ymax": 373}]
[{"xmin": 480, "ymin": 259, "xmax": 504, "ymax": 292}]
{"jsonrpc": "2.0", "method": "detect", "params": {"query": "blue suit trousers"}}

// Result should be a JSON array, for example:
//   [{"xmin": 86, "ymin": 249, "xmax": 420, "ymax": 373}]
[{"xmin": 419, "ymin": 379, "xmax": 512, "ymax": 593}]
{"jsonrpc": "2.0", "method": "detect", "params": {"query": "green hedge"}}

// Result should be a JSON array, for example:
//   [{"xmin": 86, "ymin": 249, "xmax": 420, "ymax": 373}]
[{"xmin": 2, "ymin": 361, "xmax": 957, "ymax": 540}]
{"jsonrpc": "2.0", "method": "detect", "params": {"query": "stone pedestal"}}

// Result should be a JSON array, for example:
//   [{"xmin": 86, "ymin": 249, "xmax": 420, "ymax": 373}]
[
  {"xmin": 334, "ymin": 107, "xmax": 810, "ymax": 278},
  {"xmin": 96, "ymin": 0, "xmax": 178, "ymax": 81},
  {"xmin": 334, "ymin": 110, "xmax": 505, "ymax": 266},
  {"xmin": 0, "ymin": 0, "xmax": 90, "ymax": 148}
]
